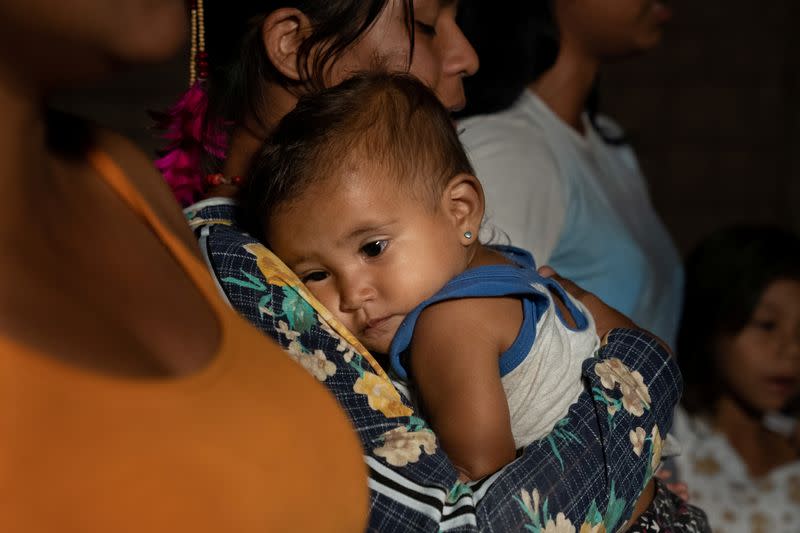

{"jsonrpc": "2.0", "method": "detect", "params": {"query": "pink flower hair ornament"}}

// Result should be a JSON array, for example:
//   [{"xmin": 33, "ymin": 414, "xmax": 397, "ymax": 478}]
[
  {"xmin": 153, "ymin": 0, "xmax": 229, "ymax": 207},
  {"xmin": 153, "ymin": 80, "xmax": 228, "ymax": 207}
]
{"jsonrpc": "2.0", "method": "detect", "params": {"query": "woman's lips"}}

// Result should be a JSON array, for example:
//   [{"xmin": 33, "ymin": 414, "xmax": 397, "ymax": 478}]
[
  {"xmin": 449, "ymin": 98, "xmax": 467, "ymax": 114},
  {"xmin": 764, "ymin": 376, "xmax": 799, "ymax": 396}
]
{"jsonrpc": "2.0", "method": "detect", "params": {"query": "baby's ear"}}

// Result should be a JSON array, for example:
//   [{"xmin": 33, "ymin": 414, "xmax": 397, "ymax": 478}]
[
  {"xmin": 441, "ymin": 173, "xmax": 485, "ymax": 243},
  {"xmin": 261, "ymin": 8, "xmax": 313, "ymax": 82}
]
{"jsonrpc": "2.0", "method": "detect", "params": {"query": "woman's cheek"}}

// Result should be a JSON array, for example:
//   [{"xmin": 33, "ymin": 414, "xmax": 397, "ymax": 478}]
[{"xmin": 408, "ymin": 44, "xmax": 440, "ymax": 90}]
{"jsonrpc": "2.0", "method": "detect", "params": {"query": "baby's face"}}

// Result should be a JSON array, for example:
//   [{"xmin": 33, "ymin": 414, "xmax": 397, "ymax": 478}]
[{"xmin": 267, "ymin": 170, "xmax": 468, "ymax": 354}]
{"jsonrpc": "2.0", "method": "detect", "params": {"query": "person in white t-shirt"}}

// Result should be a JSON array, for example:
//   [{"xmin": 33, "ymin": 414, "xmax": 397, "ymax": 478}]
[{"xmin": 456, "ymin": 0, "xmax": 683, "ymax": 349}]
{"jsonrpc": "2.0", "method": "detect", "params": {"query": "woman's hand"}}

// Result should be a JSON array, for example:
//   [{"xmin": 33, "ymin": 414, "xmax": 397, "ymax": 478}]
[
  {"xmin": 538, "ymin": 265, "xmax": 636, "ymax": 338},
  {"xmin": 655, "ymin": 468, "xmax": 690, "ymax": 502},
  {"xmin": 538, "ymin": 266, "xmax": 672, "ymax": 354}
]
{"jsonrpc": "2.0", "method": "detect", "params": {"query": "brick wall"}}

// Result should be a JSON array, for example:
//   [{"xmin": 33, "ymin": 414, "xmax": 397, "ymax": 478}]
[{"xmin": 601, "ymin": 0, "xmax": 800, "ymax": 254}]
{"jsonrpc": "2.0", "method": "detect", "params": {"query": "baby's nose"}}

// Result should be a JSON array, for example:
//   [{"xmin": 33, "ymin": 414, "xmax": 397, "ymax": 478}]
[{"xmin": 339, "ymin": 277, "xmax": 374, "ymax": 312}]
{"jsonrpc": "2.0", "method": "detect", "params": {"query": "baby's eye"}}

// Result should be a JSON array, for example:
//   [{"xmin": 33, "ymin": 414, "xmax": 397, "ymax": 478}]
[
  {"xmin": 360, "ymin": 240, "xmax": 388, "ymax": 258},
  {"xmin": 302, "ymin": 271, "xmax": 329, "ymax": 284}
]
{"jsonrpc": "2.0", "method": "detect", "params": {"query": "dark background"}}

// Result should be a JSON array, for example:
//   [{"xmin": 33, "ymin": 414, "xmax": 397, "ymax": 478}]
[
  {"xmin": 54, "ymin": 0, "xmax": 800, "ymax": 256},
  {"xmin": 602, "ymin": 0, "xmax": 800, "ymax": 253}
]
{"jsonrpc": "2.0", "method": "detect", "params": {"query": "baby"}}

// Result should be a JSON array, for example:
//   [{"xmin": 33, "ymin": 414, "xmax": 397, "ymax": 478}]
[{"xmin": 244, "ymin": 73, "xmax": 603, "ymax": 480}]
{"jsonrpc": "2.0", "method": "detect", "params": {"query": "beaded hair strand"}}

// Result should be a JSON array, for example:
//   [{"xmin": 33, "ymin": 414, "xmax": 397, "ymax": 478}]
[
  {"xmin": 189, "ymin": 0, "xmax": 206, "ymax": 85},
  {"xmin": 153, "ymin": 0, "xmax": 227, "ymax": 207}
]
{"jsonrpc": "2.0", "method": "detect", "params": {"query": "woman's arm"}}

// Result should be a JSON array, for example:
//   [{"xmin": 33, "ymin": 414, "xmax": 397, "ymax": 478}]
[{"xmin": 539, "ymin": 265, "xmax": 674, "ymax": 355}]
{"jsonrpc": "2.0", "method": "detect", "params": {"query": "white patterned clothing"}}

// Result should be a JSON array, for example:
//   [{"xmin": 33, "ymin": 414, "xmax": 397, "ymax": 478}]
[{"xmin": 669, "ymin": 407, "xmax": 800, "ymax": 533}]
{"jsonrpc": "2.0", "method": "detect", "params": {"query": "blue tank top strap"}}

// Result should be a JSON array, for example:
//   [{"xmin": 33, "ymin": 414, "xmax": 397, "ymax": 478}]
[
  {"xmin": 498, "ymin": 298, "xmax": 537, "ymax": 377},
  {"xmin": 389, "ymin": 261, "xmax": 552, "ymax": 380},
  {"xmin": 492, "ymin": 246, "xmax": 587, "ymax": 331},
  {"xmin": 498, "ymin": 277, "xmax": 590, "ymax": 377},
  {"xmin": 539, "ymin": 277, "xmax": 590, "ymax": 332},
  {"xmin": 389, "ymin": 245, "xmax": 592, "ymax": 380},
  {"xmin": 490, "ymin": 244, "xmax": 537, "ymax": 269}
]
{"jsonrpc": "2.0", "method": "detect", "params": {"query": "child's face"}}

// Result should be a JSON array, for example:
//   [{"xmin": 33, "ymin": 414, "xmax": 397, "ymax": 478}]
[
  {"xmin": 267, "ymin": 170, "xmax": 469, "ymax": 354},
  {"xmin": 716, "ymin": 279, "xmax": 800, "ymax": 412}
]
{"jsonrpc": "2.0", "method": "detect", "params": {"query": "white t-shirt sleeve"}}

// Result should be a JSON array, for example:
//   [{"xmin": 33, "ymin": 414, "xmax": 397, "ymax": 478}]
[{"xmin": 460, "ymin": 116, "xmax": 566, "ymax": 266}]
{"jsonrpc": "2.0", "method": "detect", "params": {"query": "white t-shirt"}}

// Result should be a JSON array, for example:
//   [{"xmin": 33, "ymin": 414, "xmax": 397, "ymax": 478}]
[{"xmin": 459, "ymin": 90, "xmax": 684, "ymax": 348}]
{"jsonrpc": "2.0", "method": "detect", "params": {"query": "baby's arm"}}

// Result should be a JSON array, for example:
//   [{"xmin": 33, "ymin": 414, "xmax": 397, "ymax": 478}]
[{"xmin": 410, "ymin": 296, "xmax": 520, "ymax": 481}]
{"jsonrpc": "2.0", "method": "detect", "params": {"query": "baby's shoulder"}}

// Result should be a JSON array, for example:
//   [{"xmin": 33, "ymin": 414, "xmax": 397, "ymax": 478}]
[{"xmin": 415, "ymin": 295, "xmax": 523, "ymax": 357}]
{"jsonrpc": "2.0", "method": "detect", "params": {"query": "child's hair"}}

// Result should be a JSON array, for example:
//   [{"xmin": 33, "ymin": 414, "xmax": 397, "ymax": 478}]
[
  {"xmin": 677, "ymin": 225, "xmax": 800, "ymax": 414},
  {"xmin": 243, "ymin": 72, "xmax": 475, "ymax": 240}
]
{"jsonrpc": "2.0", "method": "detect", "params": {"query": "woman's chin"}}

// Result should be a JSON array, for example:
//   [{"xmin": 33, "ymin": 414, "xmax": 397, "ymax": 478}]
[{"xmin": 109, "ymin": 3, "xmax": 188, "ymax": 65}]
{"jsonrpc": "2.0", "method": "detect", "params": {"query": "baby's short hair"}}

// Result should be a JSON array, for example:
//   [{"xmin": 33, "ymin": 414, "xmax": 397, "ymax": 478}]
[{"xmin": 244, "ymin": 72, "xmax": 475, "ymax": 238}]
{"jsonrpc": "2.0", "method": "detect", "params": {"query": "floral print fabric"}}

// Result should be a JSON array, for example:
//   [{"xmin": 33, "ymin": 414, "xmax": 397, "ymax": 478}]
[
  {"xmin": 627, "ymin": 479, "xmax": 710, "ymax": 533},
  {"xmin": 187, "ymin": 200, "xmax": 707, "ymax": 532},
  {"xmin": 516, "ymin": 478, "xmax": 707, "ymax": 533},
  {"xmin": 669, "ymin": 408, "xmax": 799, "ymax": 533}
]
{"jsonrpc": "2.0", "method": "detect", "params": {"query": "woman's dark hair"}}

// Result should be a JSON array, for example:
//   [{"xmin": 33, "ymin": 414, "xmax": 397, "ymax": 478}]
[
  {"xmin": 677, "ymin": 225, "xmax": 800, "ymax": 415},
  {"xmin": 243, "ymin": 72, "xmax": 475, "ymax": 242},
  {"xmin": 204, "ymin": 1, "xmax": 415, "ymax": 130},
  {"xmin": 455, "ymin": 0, "xmax": 624, "ymax": 145}
]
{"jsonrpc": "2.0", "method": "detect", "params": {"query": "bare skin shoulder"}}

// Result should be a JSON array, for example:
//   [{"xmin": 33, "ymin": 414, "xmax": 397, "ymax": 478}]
[
  {"xmin": 0, "ymin": 125, "xmax": 219, "ymax": 378},
  {"xmin": 410, "ymin": 292, "xmax": 522, "ymax": 480}
]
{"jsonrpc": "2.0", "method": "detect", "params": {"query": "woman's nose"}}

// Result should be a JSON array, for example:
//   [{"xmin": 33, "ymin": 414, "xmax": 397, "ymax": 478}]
[{"xmin": 441, "ymin": 14, "xmax": 479, "ymax": 79}]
